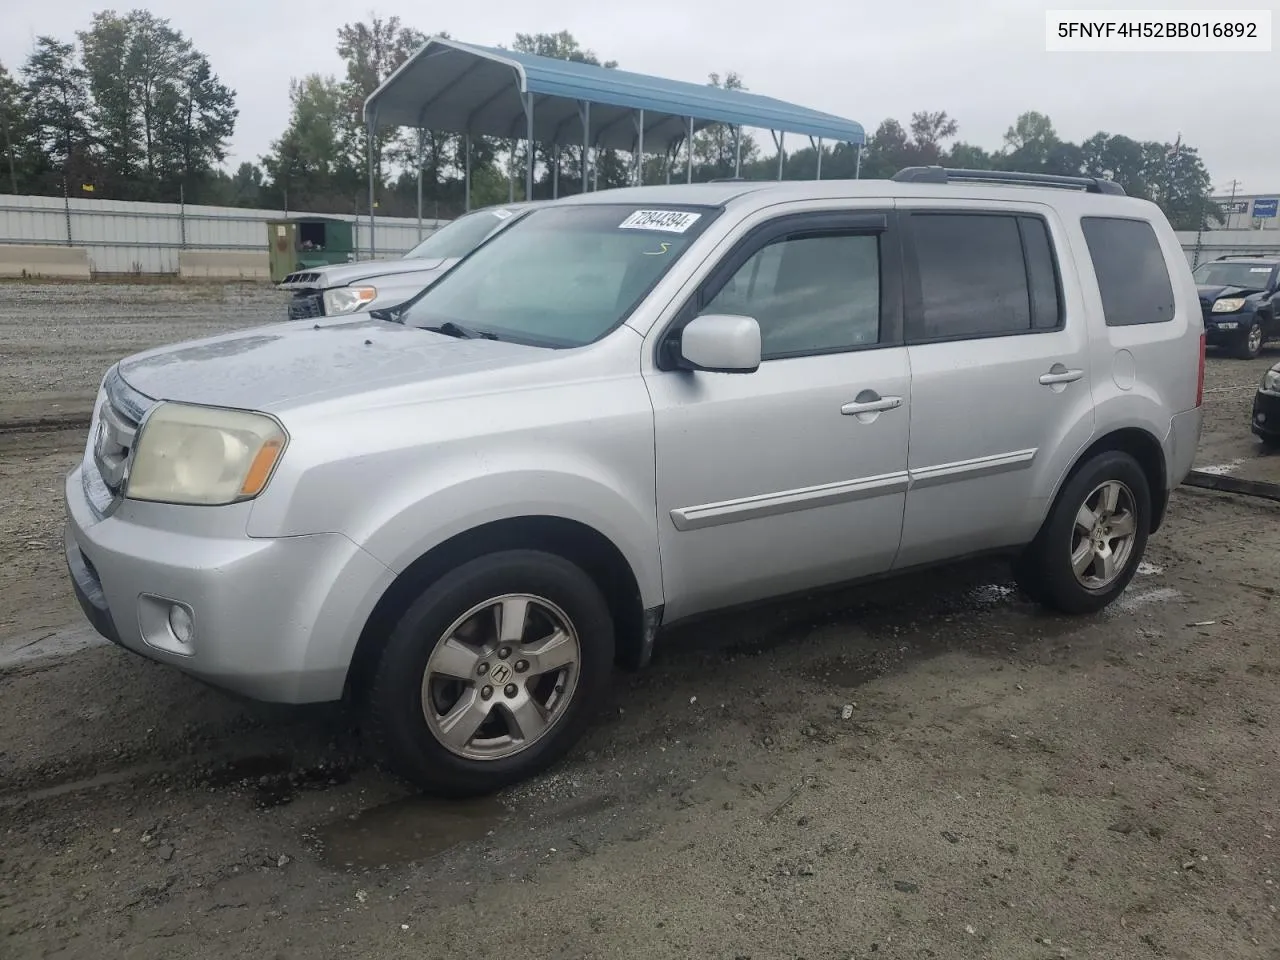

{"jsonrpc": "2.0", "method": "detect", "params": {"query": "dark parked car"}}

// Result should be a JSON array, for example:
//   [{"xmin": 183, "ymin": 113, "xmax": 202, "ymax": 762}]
[
  {"xmin": 1193, "ymin": 255, "xmax": 1280, "ymax": 359},
  {"xmin": 1251, "ymin": 361, "xmax": 1280, "ymax": 446}
]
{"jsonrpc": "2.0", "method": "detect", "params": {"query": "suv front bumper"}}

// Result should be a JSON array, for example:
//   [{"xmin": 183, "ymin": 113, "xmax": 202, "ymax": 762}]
[{"xmin": 63, "ymin": 465, "xmax": 394, "ymax": 704}]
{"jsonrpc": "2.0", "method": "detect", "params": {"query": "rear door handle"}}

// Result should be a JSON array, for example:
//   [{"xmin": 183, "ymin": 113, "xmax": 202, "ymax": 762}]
[
  {"xmin": 841, "ymin": 395, "xmax": 903, "ymax": 416},
  {"xmin": 1039, "ymin": 365, "xmax": 1084, "ymax": 385}
]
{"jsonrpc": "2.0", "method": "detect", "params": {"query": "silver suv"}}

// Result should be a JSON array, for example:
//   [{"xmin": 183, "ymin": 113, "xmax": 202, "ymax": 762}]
[{"xmin": 65, "ymin": 168, "xmax": 1205, "ymax": 796}]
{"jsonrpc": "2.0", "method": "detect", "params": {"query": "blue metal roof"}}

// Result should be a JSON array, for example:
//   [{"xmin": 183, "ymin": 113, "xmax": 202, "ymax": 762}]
[{"xmin": 365, "ymin": 36, "xmax": 864, "ymax": 150}]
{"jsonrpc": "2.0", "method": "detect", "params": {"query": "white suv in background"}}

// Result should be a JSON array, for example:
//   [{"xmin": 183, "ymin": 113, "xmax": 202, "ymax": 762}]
[{"xmin": 278, "ymin": 201, "xmax": 540, "ymax": 320}]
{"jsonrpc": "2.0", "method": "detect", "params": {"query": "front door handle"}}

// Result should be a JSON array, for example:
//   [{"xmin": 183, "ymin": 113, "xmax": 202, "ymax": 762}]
[
  {"xmin": 1039, "ymin": 364, "xmax": 1084, "ymax": 386},
  {"xmin": 841, "ymin": 394, "xmax": 903, "ymax": 416}
]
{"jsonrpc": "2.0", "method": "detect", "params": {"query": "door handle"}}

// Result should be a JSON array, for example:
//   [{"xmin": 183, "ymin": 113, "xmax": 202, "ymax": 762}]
[
  {"xmin": 1039, "ymin": 366, "xmax": 1084, "ymax": 385},
  {"xmin": 841, "ymin": 395, "xmax": 903, "ymax": 416}
]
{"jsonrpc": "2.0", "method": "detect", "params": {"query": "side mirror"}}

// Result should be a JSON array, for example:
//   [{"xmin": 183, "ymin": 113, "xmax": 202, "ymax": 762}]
[{"xmin": 676, "ymin": 314, "xmax": 761, "ymax": 374}]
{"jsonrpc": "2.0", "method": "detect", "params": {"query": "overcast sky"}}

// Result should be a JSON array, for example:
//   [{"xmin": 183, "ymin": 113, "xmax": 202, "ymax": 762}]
[{"xmin": 2, "ymin": 0, "xmax": 1274, "ymax": 195}]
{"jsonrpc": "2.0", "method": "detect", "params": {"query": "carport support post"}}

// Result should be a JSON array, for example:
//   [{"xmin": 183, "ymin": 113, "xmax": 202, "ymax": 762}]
[
  {"xmin": 415, "ymin": 128, "xmax": 425, "ymax": 240},
  {"xmin": 578, "ymin": 101, "xmax": 591, "ymax": 194},
  {"xmin": 507, "ymin": 139, "xmax": 515, "ymax": 203},
  {"xmin": 552, "ymin": 146, "xmax": 559, "ymax": 198},
  {"xmin": 524, "ymin": 91, "xmax": 535, "ymax": 202},
  {"xmin": 775, "ymin": 131, "xmax": 786, "ymax": 180},
  {"xmin": 855, "ymin": 143, "xmax": 862, "ymax": 179},
  {"xmin": 734, "ymin": 126, "xmax": 742, "ymax": 178},
  {"xmin": 634, "ymin": 109, "xmax": 645, "ymax": 186},
  {"xmin": 464, "ymin": 134, "xmax": 472, "ymax": 212},
  {"xmin": 366, "ymin": 111, "xmax": 377, "ymax": 259},
  {"xmin": 686, "ymin": 117, "xmax": 693, "ymax": 183},
  {"xmin": 815, "ymin": 138, "xmax": 823, "ymax": 180}
]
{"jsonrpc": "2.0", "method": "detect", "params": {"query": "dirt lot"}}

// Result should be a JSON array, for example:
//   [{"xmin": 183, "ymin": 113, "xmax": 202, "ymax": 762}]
[{"xmin": 2, "ymin": 283, "xmax": 1279, "ymax": 960}]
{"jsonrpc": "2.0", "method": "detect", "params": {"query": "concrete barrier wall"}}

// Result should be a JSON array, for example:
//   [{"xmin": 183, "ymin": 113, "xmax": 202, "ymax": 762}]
[
  {"xmin": 177, "ymin": 250, "xmax": 270, "ymax": 280},
  {"xmin": 0, "ymin": 243, "xmax": 91, "ymax": 279}
]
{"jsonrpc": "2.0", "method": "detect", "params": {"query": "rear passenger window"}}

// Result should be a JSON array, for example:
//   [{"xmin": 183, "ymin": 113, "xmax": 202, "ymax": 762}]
[
  {"xmin": 908, "ymin": 213, "xmax": 1061, "ymax": 341},
  {"xmin": 1080, "ymin": 217, "xmax": 1176, "ymax": 326},
  {"xmin": 1020, "ymin": 216, "xmax": 1062, "ymax": 330}
]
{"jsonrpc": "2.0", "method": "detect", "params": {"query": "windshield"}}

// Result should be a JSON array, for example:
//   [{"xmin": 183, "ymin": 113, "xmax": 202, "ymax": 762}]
[
  {"xmin": 399, "ymin": 204, "xmax": 719, "ymax": 347},
  {"xmin": 1193, "ymin": 261, "xmax": 1275, "ymax": 290},
  {"xmin": 402, "ymin": 207, "xmax": 521, "ymax": 260}
]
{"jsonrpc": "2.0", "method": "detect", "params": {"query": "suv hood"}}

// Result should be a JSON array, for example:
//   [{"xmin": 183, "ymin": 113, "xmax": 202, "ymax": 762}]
[
  {"xmin": 116, "ymin": 317, "xmax": 548, "ymax": 412},
  {"xmin": 1197, "ymin": 283, "xmax": 1263, "ymax": 300},
  {"xmin": 279, "ymin": 256, "xmax": 455, "ymax": 290}
]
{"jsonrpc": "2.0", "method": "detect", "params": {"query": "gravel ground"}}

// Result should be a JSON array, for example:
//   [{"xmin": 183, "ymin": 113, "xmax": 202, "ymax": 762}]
[
  {"xmin": 0, "ymin": 280, "xmax": 285, "ymax": 423},
  {"xmin": 1, "ymin": 283, "xmax": 1279, "ymax": 959}
]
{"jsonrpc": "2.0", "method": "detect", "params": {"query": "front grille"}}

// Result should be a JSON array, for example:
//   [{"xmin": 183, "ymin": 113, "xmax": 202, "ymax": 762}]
[{"xmin": 288, "ymin": 293, "xmax": 325, "ymax": 320}]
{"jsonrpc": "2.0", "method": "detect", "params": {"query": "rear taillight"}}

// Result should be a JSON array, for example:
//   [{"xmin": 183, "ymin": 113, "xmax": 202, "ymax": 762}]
[{"xmin": 1195, "ymin": 332, "xmax": 1206, "ymax": 407}]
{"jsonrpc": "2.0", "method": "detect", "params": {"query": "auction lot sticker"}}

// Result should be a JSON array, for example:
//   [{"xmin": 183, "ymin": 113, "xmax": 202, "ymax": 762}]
[{"xmin": 619, "ymin": 210, "xmax": 702, "ymax": 233}]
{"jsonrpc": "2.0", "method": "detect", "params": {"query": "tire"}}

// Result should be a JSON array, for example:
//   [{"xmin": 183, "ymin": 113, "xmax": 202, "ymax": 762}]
[
  {"xmin": 365, "ymin": 549, "xmax": 614, "ymax": 797},
  {"xmin": 1014, "ymin": 450, "xmax": 1151, "ymax": 615},
  {"xmin": 1234, "ymin": 320, "xmax": 1264, "ymax": 359}
]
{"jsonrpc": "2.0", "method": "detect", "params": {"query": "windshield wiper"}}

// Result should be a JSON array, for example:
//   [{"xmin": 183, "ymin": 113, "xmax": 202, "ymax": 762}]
[{"xmin": 420, "ymin": 320, "xmax": 498, "ymax": 340}]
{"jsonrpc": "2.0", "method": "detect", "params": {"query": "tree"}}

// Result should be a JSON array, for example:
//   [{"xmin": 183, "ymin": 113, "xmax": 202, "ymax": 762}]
[
  {"xmin": 0, "ymin": 60, "xmax": 24, "ymax": 193},
  {"xmin": 77, "ymin": 10, "xmax": 237, "ymax": 200},
  {"xmin": 336, "ymin": 15, "xmax": 426, "ymax": 201},
  {"xmin": 260, "ymin": 74, "xmax": 353, "ymax": 211},
  {"xmin": 20, "ymin": 37, "xmax": 95, "ymax": 192},
  {"xmin": 859, "ymin": 118, "xmax": 911, "ymax": 179},
  {"xmin": 692, "ymin": 72, "xmax": 759, "ymax": 180},
  {"xmin": 160, "ymin": 51, "xmax": 237, "ymax": 194},
  {"xmin": 79, "ymin": 12, "xmax": 135, "ymax": 188},
  {"xmin": 946, "ymin": 141, "xmax": 994, "ymax": 169},
  {"xmin": 907, "ymin": 110, "xmax": 958, "ymax": 163}
]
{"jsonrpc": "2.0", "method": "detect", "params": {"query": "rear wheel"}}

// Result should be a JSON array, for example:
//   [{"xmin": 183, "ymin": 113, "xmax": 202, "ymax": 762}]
[
  {"xmin": 1014, "ymin": 450, "xmax": 1151, "ymax": 615},
  {"xmin": 365, "ymin": 550, "xmax": 614, "ymax": 797}
]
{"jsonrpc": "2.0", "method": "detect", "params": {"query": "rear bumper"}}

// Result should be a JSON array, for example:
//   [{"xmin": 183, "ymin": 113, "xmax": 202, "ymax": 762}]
[
  {"xmin": 1166, "ymin": 406, "xmax": 1204, "ymax": 488},
  {"xmin": 1203, "ymin": 314, "xmax": 1253, "ymax": 344},
  {"xmin": 63, "ymin": 464, "xmax": 396, "ymax": 704}
]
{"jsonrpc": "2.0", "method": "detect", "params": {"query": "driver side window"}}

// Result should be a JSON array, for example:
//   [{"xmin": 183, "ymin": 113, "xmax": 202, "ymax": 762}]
[{"xmin": 700, "ymin": 231, "xmax": 881, "ymax": 359}]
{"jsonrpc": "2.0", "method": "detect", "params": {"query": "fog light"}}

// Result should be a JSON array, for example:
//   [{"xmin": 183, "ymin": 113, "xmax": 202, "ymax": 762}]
[{"xmin": 168, "ymin": 604, "xmax": 195, "ymax": 645}]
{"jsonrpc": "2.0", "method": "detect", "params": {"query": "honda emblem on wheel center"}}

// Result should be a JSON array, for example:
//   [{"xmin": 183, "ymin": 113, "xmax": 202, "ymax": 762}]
[{"xmin": 489, "ymin": 662, "xmax": 512, "ymax": 685}]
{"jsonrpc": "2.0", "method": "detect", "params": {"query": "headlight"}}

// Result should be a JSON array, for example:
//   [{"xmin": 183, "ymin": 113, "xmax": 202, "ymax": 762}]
[
  {"xmin": 1263, "ymin": 367, "xmax": 1280, "ymax": 392},
  {"xmin": 126, "ymin": 403, "xmax": 287, "ymax": 506},
  {"xmin": 322, "ymin": 286, "xmax": 377, "ymax": 315},
  {"xmin": 1212, "ymin": 298, "xmax": 1246, "ymax": 313}
]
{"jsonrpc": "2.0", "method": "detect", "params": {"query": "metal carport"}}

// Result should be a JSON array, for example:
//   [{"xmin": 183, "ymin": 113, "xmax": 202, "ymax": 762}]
[{"xmin": 362, "ymin": 36, "xmax": 865, "ymax": 255}]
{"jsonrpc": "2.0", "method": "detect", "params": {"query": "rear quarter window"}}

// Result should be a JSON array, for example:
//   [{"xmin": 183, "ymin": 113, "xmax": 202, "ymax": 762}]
[{"xmin": 1080, "ymin": 216, "xmax": 1176, "ymax": 326}]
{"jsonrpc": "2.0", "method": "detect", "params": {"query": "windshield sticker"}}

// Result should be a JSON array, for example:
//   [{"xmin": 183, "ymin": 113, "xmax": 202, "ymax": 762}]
[
  {"xmin": 619, "ymin": 210, "xmax": 702, "ymax": 234},
  {"xmin": 492, "ymin": 209, "xmax": 513, "ymax": 220},
  {"xmin": 642, "ymin": 241, "xmax": 672, "ymax": 256}
]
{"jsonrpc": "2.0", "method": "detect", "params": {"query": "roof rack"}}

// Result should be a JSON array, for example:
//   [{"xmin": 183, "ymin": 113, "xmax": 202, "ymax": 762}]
[
  {"xmin": 891, "ymin": 165, "xmax": 1126, "ymax": 196},
  {"xmin": 708, "ymin": 177, "xmax": 749, "ymax": 183},
  {"xmin": 1215, "ymin": 253, "xmax": 1273, "ymax": 260}
]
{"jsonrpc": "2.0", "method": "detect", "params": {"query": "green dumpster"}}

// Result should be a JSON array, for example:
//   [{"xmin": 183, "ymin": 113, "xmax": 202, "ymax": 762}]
[{"xmin": 267, "ymin": 217, "xmax": 357, "ymax": 283}]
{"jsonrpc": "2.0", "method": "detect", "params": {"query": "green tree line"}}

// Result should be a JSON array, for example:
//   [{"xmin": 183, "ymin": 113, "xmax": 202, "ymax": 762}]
[{"xmin": 0, "ymin": 11, "xmax": 1219, "ymax": 229}]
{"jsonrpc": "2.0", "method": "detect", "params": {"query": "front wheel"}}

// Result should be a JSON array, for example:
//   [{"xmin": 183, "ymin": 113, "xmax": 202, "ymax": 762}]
[
  {"xmin": 1234, "ymin": 320, "xmax": 1265, "ymax": 359},
  {"xmin": 1014, "ymin": 450, "xmax": 1151, "ymax": 615},
  {"xmin": 365, "ymin": 550, "xmax": 615, "ymax": 797}
]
